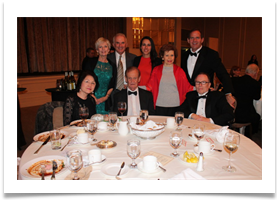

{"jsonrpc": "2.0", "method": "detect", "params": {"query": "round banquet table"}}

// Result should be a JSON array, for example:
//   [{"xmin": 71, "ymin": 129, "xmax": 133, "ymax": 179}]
[{"xmin": 18, "ymin": 116, "xmax": 262, "ymax": 181}]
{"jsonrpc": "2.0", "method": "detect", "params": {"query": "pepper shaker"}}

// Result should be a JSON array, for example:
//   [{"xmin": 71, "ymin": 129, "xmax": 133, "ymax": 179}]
[{"xmin": 196, "ymin": 152, "xmax": 204, "ymax": 171}]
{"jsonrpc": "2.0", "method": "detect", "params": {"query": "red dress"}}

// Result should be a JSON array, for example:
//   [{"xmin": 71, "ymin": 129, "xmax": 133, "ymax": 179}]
[
  {"xmin": 146, "ymin": 64, "xmax": 193, "ymax": 108},
  {"xmin": 137, "ymin": 57, "xmax": 152, "ymax": 86}
]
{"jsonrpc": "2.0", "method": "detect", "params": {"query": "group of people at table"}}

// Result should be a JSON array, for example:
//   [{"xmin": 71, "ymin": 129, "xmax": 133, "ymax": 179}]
[{"xmin": 63, "ymin": 29, "xmax": 262, "ymax": 139}]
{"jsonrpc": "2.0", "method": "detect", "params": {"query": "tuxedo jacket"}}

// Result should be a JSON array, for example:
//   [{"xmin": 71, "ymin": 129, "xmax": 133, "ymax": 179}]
[
  {"xmin": 182, "ymin": 90, "xmax": 234, "ymax": 126},
  {"xmin": 112, "ymin": 88, "xmax": 155, "ymax": 116},
  {"xmin": 181, "ymin": 46, "xmax": 234, "ymax": 94},
  {"xmin": 231, "ymin": 75, "xmax": 261, "ymax": 122}
]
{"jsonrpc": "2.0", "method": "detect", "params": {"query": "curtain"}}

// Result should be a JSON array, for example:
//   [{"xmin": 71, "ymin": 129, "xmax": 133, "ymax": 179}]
[{"xmin": 17, "ymin": 17, "xmax": 125, "ymax": 73}]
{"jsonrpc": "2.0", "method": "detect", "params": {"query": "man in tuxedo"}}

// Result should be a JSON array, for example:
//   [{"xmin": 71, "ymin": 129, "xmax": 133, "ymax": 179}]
[
  {"xmin": 181, "ymin": 29, "xmax": 235, "ymax": 108},
  {"xmin": 182, "ymin": 73, "xmax": 234, "ymax": 126},
  {"xmin": 113, "ymin": 67, "xmax": 155, "ymax": 116},
  {"xmin": 231, "ymin": 64, "xmax": 261, "ymax": 136},
  {"xmin": 107, "ymin": 33, "xmax": 136, "ymax": 90}
]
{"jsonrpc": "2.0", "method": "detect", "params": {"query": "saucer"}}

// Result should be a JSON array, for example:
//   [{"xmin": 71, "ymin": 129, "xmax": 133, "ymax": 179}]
[
  {"xmin": 193, "ymin": 146, "xmax": 214, "ymax": 156},
  {"xmin": 137, "ymin": 161, "xmax": 162, "ymax": 174}
]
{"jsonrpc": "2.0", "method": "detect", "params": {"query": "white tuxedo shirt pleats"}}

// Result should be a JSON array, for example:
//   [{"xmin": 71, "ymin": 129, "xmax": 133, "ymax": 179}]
[{"xmin": 127, "ymin": 88, "xmax": 141, "ymax": 116}]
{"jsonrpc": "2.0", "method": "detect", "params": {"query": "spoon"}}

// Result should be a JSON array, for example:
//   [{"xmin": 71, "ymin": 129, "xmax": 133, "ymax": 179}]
[
  {"xmin": 60, "ymin": 136, "xmax": 73, "ymax": 151},
  {"xmin": 157, "ymin": 162, "xmax": 166, "ymax": 172},
  {"xmin": 116, "ymin": 162, "xmax": 125, "ymax": 177}
]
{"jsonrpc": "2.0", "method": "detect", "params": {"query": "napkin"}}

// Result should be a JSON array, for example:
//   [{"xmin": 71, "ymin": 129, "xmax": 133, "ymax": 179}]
[
  {"xmin": 130, "ymin": 120, "xmax": 160, "ymax": 130},
  {"xmin": 64, "ymin": 166, "xmax": 92, "ymax": 180},
  {"xmin": 169, "ymin": 168, "xmax": 206, "ymax": 180},
  {"xmin": 204, "ymin": 126, "xmax": 229, "ymax": 143}
]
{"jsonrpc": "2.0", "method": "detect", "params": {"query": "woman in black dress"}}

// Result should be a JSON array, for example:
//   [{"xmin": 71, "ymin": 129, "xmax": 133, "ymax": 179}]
[{"xmin": 63, "ymin": 70, "xmax": 99, "ymax": 125}]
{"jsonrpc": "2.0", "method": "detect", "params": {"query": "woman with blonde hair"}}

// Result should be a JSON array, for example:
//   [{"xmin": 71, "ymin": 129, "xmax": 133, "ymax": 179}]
[{"xmin": 82, "ymin": 37, "xmax": 117, "ymax": 114}]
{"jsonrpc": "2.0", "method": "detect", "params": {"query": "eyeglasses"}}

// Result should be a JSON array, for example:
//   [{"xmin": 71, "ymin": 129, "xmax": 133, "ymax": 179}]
[{"xmin": 195, "ymin": 81, "xmax": 209, "ymax": 85}]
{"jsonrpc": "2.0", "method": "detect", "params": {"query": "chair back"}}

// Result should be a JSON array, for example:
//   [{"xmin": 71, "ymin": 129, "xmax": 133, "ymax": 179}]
[{"xmin": 34, "ymin": 101, "xmax": 64, "ymax": 135}]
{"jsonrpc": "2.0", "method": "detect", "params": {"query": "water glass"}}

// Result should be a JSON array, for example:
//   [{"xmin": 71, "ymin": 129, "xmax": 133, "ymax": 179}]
[
  {"xmin": 67, "ymin": 149, "xmax": 83, "ymax": 180},
  {"xmin": 50, "ymin": 130, "xmax": 61, "ymax": 150},
  {"xmin": 169, "ymin": 131, "xmax": 182, "ymax": 157},
  {"xmin": 127, "ymin": 139, "xmax": 141, "ymax": 168}
]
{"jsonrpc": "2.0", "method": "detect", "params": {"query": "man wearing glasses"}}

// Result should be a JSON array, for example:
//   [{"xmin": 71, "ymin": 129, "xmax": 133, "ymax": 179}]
[{"xmin": 182, "ymin": 73, "xmax": 234, "ymax": 126}]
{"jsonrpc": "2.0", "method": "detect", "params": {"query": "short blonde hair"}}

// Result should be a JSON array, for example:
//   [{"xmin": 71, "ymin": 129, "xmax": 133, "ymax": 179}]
[{"xmin": 95, "ymin": 37, "xmax": 111, "ymax": 50}]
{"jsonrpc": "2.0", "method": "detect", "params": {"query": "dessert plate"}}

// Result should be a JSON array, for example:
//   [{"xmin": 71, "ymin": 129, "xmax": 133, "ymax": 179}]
[
  {"xmin": 193, "ymin": 146, "xmax": 214, "ymax": 156},
  {"xmin": 101, "ymin": 163, "xmax": 129, "ymax": 176}
]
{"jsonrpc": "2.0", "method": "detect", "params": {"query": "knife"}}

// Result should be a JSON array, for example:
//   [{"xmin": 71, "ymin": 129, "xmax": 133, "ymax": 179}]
[{"xmin": 34, "ymin": 136, "xmax": 50, "ymax": 154}]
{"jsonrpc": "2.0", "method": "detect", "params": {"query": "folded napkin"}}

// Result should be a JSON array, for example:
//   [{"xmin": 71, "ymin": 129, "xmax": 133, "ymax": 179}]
[
  {"xmin": 204, "ymin": 126, "xmax": 229, "ymax": 143},
  {"xmin": 130, "ymin": 120, "xmax": 160, "ymax": 130},
  {"xmin": 169, "ymin": 168, "xmax": 206, "ymax": 180}
]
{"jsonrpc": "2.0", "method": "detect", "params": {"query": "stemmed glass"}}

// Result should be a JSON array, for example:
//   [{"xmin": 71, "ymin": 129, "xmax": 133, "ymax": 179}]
[
  {"xmin": 169, "ymin": 131, "xmax": 182, "ymax": 157},
  {"xmin": 175, "ymin": 112, "xmax": 184, "ymax": 130},
  {"xmin": 118, "ymin": 102, "xmax": 126, "ymax": 120},
  {"xmin": 193, "ymin": 124, "xmax": 205, "ymax": 147},
  {"xmin": 127, "ymin": 139, "xmax": 141, "ymax": 169},
  {"xmin": 66, "ymin": 149, "xmax": 83, "ymax": 180},
  {"xmin": 140, "ymin": 110, "xmax": 148, "ymax": 124},
  {"xmin": 109, "ymin": 112, "xmax": 118, "ymax": 131},
  {"xmin": 79, "ymin": 106, "xmax": 89, "ymax": 127},
  {"xmin": 86, "ymin": 120, "xmax": 97, "ymax": 142},
  {"xmin": 222, "ymin": 132, "xmax": 240, "ymax": 172}
]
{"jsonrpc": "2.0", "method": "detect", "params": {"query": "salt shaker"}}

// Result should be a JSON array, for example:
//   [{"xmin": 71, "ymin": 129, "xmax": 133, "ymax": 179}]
[{"xmin": 196, "ymin": 152, "xmax": 204, "ymax": 171}]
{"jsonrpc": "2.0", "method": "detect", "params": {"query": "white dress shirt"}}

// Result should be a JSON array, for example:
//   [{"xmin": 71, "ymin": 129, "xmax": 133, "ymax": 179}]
[
  {"xmin": 189, "ymin": 91, "xmax": 214, "ymax": 124},
  {"xmin": 127, "ymin": 88, "xmax": 141, "ymax": 116},
  {"xmin": 115, "ymin": 51, "xmax": 127, "ymax": 85},
  {"xmin": 187, "ymin": 46, "xmax": 203, "ymax": 78}
]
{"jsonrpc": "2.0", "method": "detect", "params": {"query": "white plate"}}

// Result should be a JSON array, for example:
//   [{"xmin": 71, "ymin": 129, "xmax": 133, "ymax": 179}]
[
  {"xmin": 84, "ymin": 155, "xmax": 106, "ymax": 167},
  {"xmin": 101, "ymin": 163, "xmax": 129, "ymax": 176},
  {"xmin": 20, "ymin": 155, "xmax": 67, "ymax": 179},
  {"xmin": 70, "ymin": 119, "xmax": 94, "ymax": 127},
  {"xmin": 33, "ymin": 130, "xmax": 67, "ymax": 143},
  {"xmin": 188, "ymin": 135, "xmax": 197, "ymax": 142},
  {"xmin": 137, "ymin": 161, "xmax": 162, "ymax": 174},
  {"xmin": 179, "ymin": 151, "xmax": 198, "ymax": 163}
]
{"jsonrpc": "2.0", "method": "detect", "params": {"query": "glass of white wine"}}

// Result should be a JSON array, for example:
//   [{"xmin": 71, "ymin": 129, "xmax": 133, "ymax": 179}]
[
  {"xmin": 169, "ymin": 131, "xmax": 182, "ymax": 157},
  {"xmin": 222, "ymin": 132, "xmax": 240, "ymax": 172},
  {"xmin": 193, "ymin": 124, "xmax": 205, "ymax": 147},
  {"xmin": 109, "ymin": 112, "xmax": 118, "ymax": 131},
  {"xmin": 175, "ymin": 112, "xmax": 184, "ymax": 130}
]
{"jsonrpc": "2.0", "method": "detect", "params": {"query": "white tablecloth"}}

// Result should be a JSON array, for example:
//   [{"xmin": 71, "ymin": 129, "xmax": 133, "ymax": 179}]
[{"xmin": 18, "ymin": 116, "xmax": 262, "ymax": 181}]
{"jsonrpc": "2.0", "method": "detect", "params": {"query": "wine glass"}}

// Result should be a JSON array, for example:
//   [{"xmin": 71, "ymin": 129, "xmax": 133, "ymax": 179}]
[
  {"xmin": 222, "ymin": 132, "xmax": 240, "ymax": 172},
  {"xmin": 127, "ymin": 139, "xmax": 141, "ymax": 168},
  {"xmin": 86, "ymin": 120, "xmax": 97, "ymax": 142},
  {"xmin": 169, "ymin": 131, "xmax": 182, "ymax": 157},
  {"xmin": 66, "ymin": 149, "xmax": 83, "ymax": 180},
  {"xmin": 175, "ymin": 112, "xmax": 184, "ymax": 130},
  {"xmin": 139, "ymin": 110, "xmax": 148, "ymax": 124},
  {"xmin": 79, "ymin": 106, "xmax": 89, "ymax": 127},
  {"xmin": 193, "ymin": 124, "xmax": 205, "ymax": 147},
  {"xmin": 109, "ymin": 112, "xmax": 118, "ymax": 131},
  {"xmin": 118, "ymin": 102, "xmax": 126, "ymax": 120}
]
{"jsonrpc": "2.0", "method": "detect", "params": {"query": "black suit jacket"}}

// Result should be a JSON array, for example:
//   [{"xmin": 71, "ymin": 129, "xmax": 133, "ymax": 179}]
[
  {"xmin": 113, "ymin": 88, "xmax": 155, "ymax": 116},
  {"xmin": 181, "ymin": 46, "xmax": 234, "ymax": 94},
  {"xmin": 107, "ymin": 51, "xmax": 136, "ymax": 70},
  {"xmin": 231, "ymin": 75, "xmax": 261, "ymax": 123},
  {"xmin": 182, "ymin": 90, "xmax": 234, "ymax": 126}
]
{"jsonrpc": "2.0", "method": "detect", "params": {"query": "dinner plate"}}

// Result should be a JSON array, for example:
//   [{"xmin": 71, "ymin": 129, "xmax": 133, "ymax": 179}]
[
  {"xmin": 70, "ymin": 119, "xmax": 94, "ymax": 127},
  {"xmin": 33, "ymin": 130, "xmax": 67, "ymax": 143},
  {"xmin": 137, "ymin": 161, "xmax": 162, "ymax": 174},
  {"xmin": 101, "ymin": 163, "xmax": 129, "ymax": 176},
  {"xmin": 20, "ymin": 155, "xmax": 67, "ymax": 179}
]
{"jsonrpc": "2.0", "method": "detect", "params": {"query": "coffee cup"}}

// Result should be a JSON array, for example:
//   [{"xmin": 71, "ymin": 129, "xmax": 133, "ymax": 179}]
[
  {"xmin": 198, "ymin": 141, "xmax": 215, "ymax": 154},
  {"xmin": 166, "ymin": 117, "xmax": 175, "ymax": 128},
  {"xmin": 50, "ymin": 130, "xmax": 61, "ymax": 150},
  {"xmin": 143, "ymin": 155, "xmax": 158, "ymax": 171},
  {"xmin": 77, "ymin": 132, "xmax": 89, "ymax": 144},
  {"xmin": 88, "ymin": 149, "xmax": 102, "ymax": 163},
  {"xmin": 98, "ymin": 122, "xmax": 108, "ymax": 131}
]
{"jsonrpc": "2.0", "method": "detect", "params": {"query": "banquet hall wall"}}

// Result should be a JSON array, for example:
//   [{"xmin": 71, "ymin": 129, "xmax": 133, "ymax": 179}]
[{"xmin": 17, "ymin": 17, "xmax": 262, "ymax": 108}]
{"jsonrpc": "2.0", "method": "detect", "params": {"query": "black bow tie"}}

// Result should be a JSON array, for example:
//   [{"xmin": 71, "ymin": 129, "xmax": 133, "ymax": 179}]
[
  {"xmin": 197, "ymin": 95, "xmax": 207, "ymax": 99},
  {"xmin": 128, "ymin": 91, "xmax": 137, "ymax": 96},
  {"xmin": 189, "ymin": 50, "xmax": 200, "ymax": 57}
]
